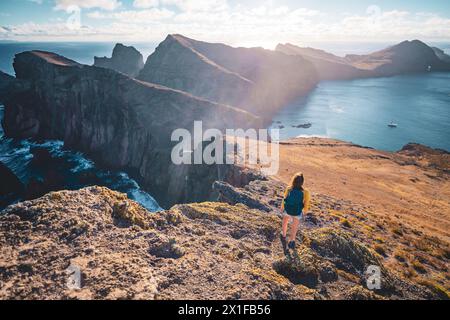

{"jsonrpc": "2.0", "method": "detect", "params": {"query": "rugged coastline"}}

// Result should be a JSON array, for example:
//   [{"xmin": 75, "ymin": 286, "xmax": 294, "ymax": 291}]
[
  {"xmin": 0, "ymin": 35, "xmax": 449, "ymax": 300},
  {"xmin": 0, "ymin": 138, "xmax": 448, "ymax": 300}
]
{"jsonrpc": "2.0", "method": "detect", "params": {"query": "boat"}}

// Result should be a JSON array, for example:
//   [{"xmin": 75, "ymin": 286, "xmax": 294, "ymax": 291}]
[{"xmin": 388, "ymin": 121, "xmax": 398, "ymax": 128}]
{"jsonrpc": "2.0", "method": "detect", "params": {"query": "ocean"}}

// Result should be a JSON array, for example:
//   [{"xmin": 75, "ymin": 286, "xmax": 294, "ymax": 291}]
[
  {"xmin": 0, "ymin": 42, "xmax": 162, "ymax": 210},
  {"xmin": 269, "ymin": 73, "xmax": 450, "ymax": 152},
  {"xmin": 0, "ymin": 106, "xmax": 162, "ymax": 211}
]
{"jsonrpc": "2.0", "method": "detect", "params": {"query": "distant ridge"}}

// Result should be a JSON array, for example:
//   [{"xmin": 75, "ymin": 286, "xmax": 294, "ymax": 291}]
[
  {"xmin": 276, "ymin": 43, "xmax": 370, "ymax": 80},
  {"xmin": 277, "ymin": 40, "xmax": 450, "ymax": 78}
]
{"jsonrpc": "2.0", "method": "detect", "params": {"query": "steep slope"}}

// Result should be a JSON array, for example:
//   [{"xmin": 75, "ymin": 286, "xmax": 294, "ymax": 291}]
[
  {"xmin": 94, "ymin": 43, "xmax": 144, "ymax": 77},
  {"xmin": 0, "ymin": 71, "xmax": 16, "ymax": 104},
  {"xmin": 2, "ymin": 51, "xmax": 261, "ymax": 207},
  {"xmin": 432, "ymin": 47, "xmax": 450, "ymax": 64},
  {"xmin": 0, "ymin": 186, "xmax": 440, "ymax": 300},
  {"xmin": 345, "ymin": 40, "xmax": 450, "ymax": 76},
  {"xmin": 276, "ymin": 43, "xmax": 370, "ymax": 80},
  {"xmin": 138, "ymin": 34, "xmax": 318, "ymax": 121}
]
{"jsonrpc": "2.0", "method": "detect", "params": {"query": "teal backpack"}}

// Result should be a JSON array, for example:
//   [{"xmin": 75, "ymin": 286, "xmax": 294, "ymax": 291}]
[{"xmin": 284, "ymin": 189, "xmax": 304, "ymax": 216}]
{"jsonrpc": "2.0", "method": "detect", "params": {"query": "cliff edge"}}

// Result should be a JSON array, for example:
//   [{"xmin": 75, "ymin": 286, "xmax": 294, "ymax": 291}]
[{"xmin": 0, "ymin": 185, "xmax": 441, "ymax": 300}]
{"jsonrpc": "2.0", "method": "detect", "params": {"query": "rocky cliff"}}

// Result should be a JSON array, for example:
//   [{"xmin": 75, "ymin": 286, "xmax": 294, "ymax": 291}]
[
  {"xmin": 138, "ymin": 34, "xmax": 318, "ymax": 121},
  {"xmin": 0, "ymin": 71, "xmax": 17, "ymax": 104},
  {"xmin": 2, "ymin": 51, "xmax": 261, "ymax": 207},
  {"xmin": 94, "ymin": 43, "xmax": 144, "ymax": 78},
  {"xmin": 0, "ymin": 185, "xmax": 442, "ymax": 300}
]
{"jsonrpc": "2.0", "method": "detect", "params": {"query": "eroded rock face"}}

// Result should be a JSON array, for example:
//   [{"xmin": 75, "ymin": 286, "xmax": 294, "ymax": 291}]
[
  {"xmin": 2, "ymin": 51, "xmax": 261, "ymax": 207},
  {"xmin": 94, "ymin": 43, "xmax": 144, "ymax": 77},
  {"xmin": 138, "ymin": 34, "xmax": 318, "ymax": 121},
  {"xmin": 0, "ymin": 71, "xmax": 18, "ymax": 104},
  {"xmin": 0, "ymin": 186, "xmax": 437, "ymax": 300}
]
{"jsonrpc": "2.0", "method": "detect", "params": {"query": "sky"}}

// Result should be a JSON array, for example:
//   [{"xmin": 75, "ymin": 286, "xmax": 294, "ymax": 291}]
[{"xmin": 0, "ymin": 0, "xmax": 449, "ymax": 48}]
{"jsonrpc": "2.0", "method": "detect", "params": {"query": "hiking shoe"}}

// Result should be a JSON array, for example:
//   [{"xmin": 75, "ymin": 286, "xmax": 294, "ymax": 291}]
[{"xmin": 288, "ymin": 241, "xmax": 296, "ymax": 249}]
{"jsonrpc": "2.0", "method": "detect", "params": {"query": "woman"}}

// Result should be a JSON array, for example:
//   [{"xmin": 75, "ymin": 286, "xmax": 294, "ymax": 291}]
[{"xmin": 281, "ymin": 172, "xmax": 311, "ymax": 249}]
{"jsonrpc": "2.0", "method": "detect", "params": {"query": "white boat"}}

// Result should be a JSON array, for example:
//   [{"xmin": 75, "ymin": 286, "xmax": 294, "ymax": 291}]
[{"xmin": 388, "ymin": 121, "xmax": 398, "ymax": 128}]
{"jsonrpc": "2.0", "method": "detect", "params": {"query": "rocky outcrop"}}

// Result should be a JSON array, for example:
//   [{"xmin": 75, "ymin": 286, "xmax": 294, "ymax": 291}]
[
  {"xmin": 138, "ymin": 34, "xmax": 318, "ymax": 121},
  {"xmin": 344, "ymin": 40, "xmax": 450, "ymax": 76},
  {"xmin": 0, "ymin": 161, "xmax": 24, "ymax": 208},
  {"xmin": 2, "ymin": 50, "xmax": 261, "ymax": 207},
  {"xmin": 0, "ymin": 186, "xmax": 439, "ymax": 300},
  {"xmin": 276, "ymin": 43, "xmax": 370, "ymax": 80},
  {"xmin": 94, "ymin": 43, "xmax": 144, "ymax": 77}
]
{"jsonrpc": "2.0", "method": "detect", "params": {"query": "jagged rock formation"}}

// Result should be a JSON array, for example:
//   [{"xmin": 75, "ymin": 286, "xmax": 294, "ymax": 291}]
[
  {"xmin": 277, "ymin": 40, "xmax": 450, "ymax": 79},
  {"xmin": 138, "ymin": 34, "xmax": 318, "ymax": 121},
  {"xmin": 344, "ymin": 40, "xmax": 450, "ymax": 76},
  {"xmin": 94, "ymin": 43, "xmax": 144, "ymax": 77},
  {"xmin": 2, "ymin": 51, "xmax": 261, "ymax": 207},
  {"xmin": 0, "ymin": 186, "xmax": 440, "ymax": 300},
  {"xmin": 276, "ymin": 43, "xmax": 370, "ymax": 80}
]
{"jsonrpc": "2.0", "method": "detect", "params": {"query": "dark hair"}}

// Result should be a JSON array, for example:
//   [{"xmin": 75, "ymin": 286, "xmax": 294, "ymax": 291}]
[{"xmin": 289, "ymin": 172, "xmax": 304, "ymax": 191}]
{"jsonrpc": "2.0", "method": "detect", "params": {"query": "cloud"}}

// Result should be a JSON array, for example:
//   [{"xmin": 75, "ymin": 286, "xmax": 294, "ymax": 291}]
[
  {"xmin": 133, "ymin": 0, "xmax": 159, "ymax": 9},
  {"xmin": 161, "ymin": 0, "xmax": 228, "ymax": 12},
  {"xmin": 3, "ymin": 2, "xmax": 450, "ymax": 47},
  {"xmin": 54, "ymin": 0, "xmax": 121, "ymax": 11},
  {"xmin": 88, "ymin": 8, "xmax": 175, "ymax": 22}
]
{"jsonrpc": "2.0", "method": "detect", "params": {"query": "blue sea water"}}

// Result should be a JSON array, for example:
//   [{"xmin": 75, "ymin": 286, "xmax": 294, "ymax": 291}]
[
  {"xmin": 0, "ymin": 42, "xmax": 162, "ymax": 210},
  {"xmin": 269, "ymin": 73, "xmax": 450, "ymax": 152},
  {"xmin": 0, "ymin": 106, "xmax": 162, "ymax": 211}
]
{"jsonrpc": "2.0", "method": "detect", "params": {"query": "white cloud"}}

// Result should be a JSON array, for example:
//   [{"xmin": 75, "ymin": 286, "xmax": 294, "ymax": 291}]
[
  {"xmin": 133, "ymin": 0, "xmax": 159, "ymax": 9},
  {"xmin": 88, "ymin": 8, "xmax": 175, "ymax": 22},
  {"xmin": 54, "ymin": 0, "xmax": 121, "ymax": 11},
  {"xmin": 3, "ymin": 3, "xmax": 450, "ymax": 47},
  {"xmin": 161, "ymin": 0, "xmax": 228, "ymax": 12}
]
